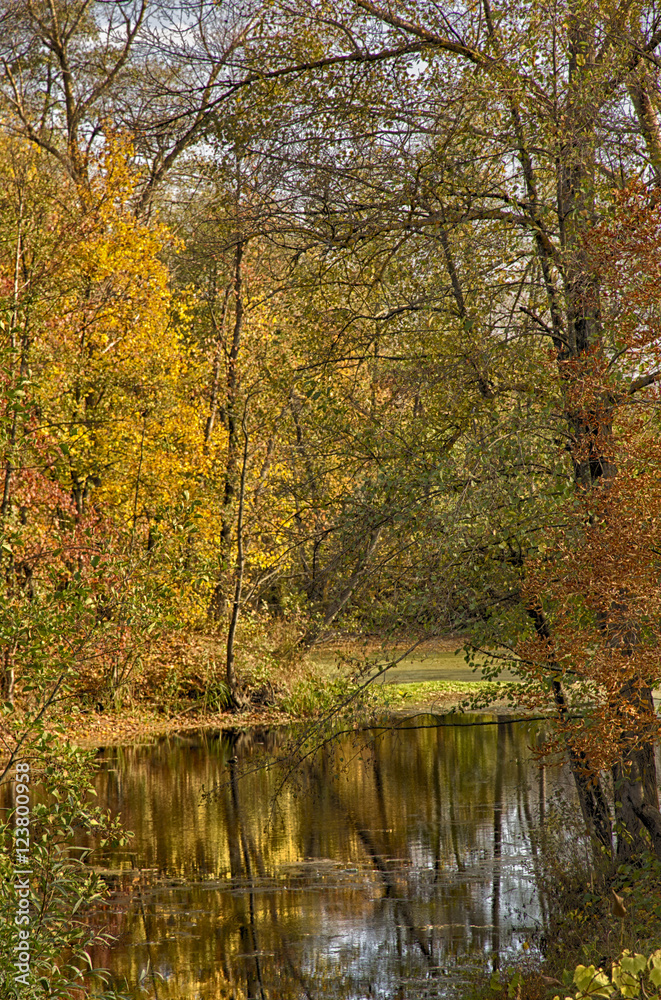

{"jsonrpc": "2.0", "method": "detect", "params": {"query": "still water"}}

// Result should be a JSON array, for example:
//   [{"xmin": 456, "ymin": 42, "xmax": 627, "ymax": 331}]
[{"xmin": 86, "ymin": 715, "xmax": 574, "ymax": 1000}]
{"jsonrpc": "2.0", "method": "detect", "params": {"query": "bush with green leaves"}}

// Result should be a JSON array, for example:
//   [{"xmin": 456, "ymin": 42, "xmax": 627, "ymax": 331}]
[
  {"xmin": 0, "ymin": 727, "xmax": 131, "ymax": 999},
  {"xmin": 553, "ymin": 950, "xmax": 661, "ymax": 999}
]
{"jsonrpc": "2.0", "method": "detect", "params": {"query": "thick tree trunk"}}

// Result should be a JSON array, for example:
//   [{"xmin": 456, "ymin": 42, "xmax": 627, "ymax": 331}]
[
  {"xmin": 629, "ymin": 68, "xmax": 661, "ymax": 186},
  {"xmin": 544, "ymin": 15, "xmax": 661, "ymax": 856},
  {"xmin": 528, "ymin": 606, "xmax": 613, "ymax": 852},
  {"xmin": 611, "ymin": 683, "xmax": 661, "ymax": 859}
]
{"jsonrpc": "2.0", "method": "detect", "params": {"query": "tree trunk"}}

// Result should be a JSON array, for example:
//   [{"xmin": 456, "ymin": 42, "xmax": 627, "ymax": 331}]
[
  {"xmin": 208, "ymin": 240, "xmax": 245, "ymax": 623},
  {"xmin": 528, "ymin": 606, "xmax": 613, "ymax": 852},
  {"xmin": 544, "ymin": 13, "xmax": 661, "ymax": 856},
  {"xmin": 612, "ymin": 683, "xmax": 661, "ymax": 859},
  {"xmin": 0, "ymin": 645, "xmax": 15, "ymax": 707},
  {"xmin": 225, "ymin": 398, "xmax": 252, "ymax": 711}
]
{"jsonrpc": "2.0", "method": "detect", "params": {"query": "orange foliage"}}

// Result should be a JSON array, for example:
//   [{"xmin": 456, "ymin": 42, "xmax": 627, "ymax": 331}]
[{"xmin": 516, "ymin": 185, "xmax": 661, "ymax": 769}]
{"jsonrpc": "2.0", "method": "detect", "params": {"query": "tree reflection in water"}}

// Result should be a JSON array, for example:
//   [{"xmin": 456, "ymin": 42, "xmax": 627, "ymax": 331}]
[{"xmin": 84, "ymin": 716, "xmax": 573, "ymax": 999}]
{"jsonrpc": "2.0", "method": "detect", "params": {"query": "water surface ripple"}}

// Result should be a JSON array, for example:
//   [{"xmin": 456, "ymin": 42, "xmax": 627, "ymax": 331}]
[{"xmin": 86, "ymin": 714, "xmax": 573, "ymax": 999}]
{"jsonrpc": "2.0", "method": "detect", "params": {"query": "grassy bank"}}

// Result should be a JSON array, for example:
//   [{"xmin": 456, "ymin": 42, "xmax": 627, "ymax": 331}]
[
  {"xmin": 40, "ymin": 631, "xmax": 515, "ymax": 746},
  {"xmin": 52, "ymin": 676, "xmax": 506, "ymax": 747}
]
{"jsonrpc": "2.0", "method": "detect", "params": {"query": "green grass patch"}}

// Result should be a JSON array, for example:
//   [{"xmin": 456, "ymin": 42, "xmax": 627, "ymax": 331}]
[
  {"xmin": 373, "ymin": 679, "xmax": 504, "ymax": 708},
  {"xmin": 283, "ymin": 676, "xmax": 506, "ymax": 717}
]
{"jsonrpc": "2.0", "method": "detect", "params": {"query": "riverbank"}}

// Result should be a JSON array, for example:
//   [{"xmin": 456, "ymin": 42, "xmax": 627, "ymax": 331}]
[
  {"xmin": 42, "ymin": 633, "xmax": 518, "ymax": 747},
  {"xmin": 54, "ymin": 678, "xmax": 513, "ymax": 747},
  {"xmin": 32, "ymin": 629, "xmax": 661, "ymax": 749}
]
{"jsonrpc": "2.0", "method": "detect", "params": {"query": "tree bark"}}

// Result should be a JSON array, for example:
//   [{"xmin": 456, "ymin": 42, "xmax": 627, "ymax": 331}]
[
  {"xmin": 208, "ymin": 239, "xmax": 245, "ymax": 622},
  {"xmin": 225, "ymin": 400, "xmax": 251, "ymax": 710},
  {"xmin": 611, "ymin": 682, "xmax": 661, "ymax": 859},
  {"xmin": 527, "ymin": 606, "xmax": 613, "ymax": 852}
]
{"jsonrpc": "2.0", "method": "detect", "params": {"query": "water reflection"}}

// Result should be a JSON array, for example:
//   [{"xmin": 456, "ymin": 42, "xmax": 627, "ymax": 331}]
[{"xmin": 87, "ymin": 715, "xmax": 572, "ymax": 999}]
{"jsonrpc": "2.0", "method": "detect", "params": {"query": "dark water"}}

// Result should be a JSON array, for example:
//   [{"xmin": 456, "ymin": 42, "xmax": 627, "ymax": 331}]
[{"xmin": 85, "ymin": 715, "xmax": 573, "ymax": 1000}]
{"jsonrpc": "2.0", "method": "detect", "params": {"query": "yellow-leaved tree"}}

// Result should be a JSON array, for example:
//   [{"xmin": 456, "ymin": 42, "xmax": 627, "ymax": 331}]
[{"xmin": 0, "ymin": 130, "xmax": 210, "ymax": 705}]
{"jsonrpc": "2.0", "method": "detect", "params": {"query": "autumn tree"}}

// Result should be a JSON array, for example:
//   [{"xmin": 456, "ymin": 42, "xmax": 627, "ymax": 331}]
[
  {"xmin": 0, "ymin": 128, "xmax": 204, "ymax": 706},
  {"xmin": 0, "ymin": 135, "xmax": 131, "ymax": 709},
  {"xmin": 510, "ymin": 186, "xmax": 661, "ymax": 857}
]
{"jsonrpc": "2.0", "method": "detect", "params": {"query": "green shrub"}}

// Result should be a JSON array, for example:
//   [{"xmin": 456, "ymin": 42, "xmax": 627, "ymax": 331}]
[
  {"xmin": 553, "ymin": 950, "xmax": 661, "ymax": 999},
  {"xmin": 0, "ymin": 729, "xmax": 131, "ymax": 999}
]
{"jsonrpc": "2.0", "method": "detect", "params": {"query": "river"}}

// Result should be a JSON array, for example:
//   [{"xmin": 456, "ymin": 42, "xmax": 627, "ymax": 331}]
[{"xmin": 81, "ymin": 713, "xmax": 575, "ymax": 999}]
